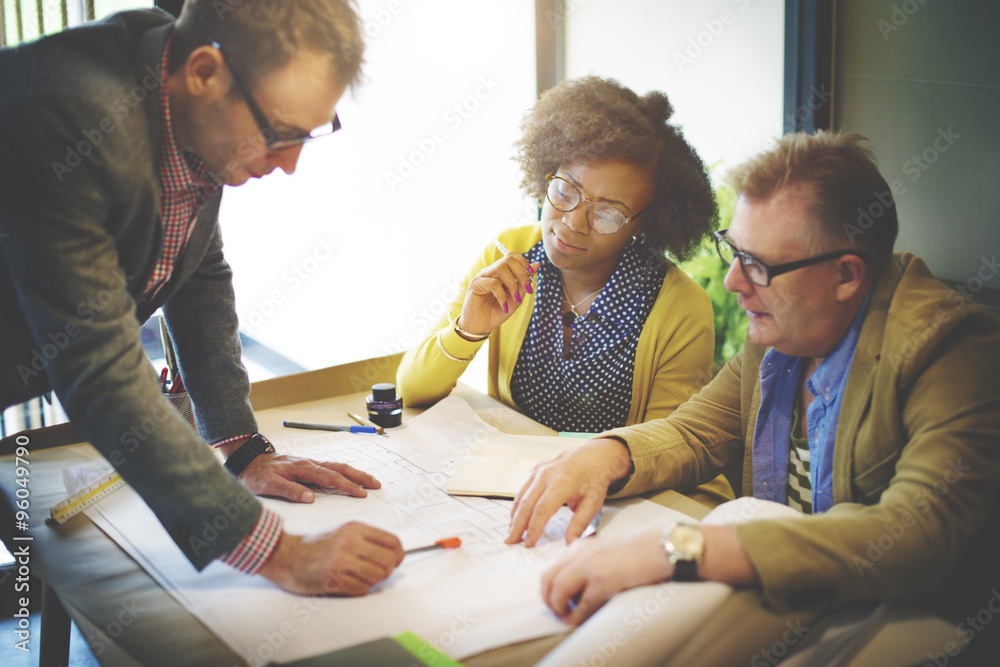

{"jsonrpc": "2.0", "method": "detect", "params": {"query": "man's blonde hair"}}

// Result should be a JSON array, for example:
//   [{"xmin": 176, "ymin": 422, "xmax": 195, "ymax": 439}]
[{"xmin": 726, "ymin": 131, "xmax": 898, "ymax": 273}]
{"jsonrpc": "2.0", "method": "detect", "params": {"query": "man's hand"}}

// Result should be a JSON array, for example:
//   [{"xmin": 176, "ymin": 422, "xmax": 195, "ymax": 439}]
[
  {"xmin": 240, "ymin": 454, "xmax": 381, "ymax": 503},
  {"xmin": 541, "ymin": 524, "xmax": 759, "ymax": 624},
  {"xmin": 541, "ymin": 528, "xmax": 669, "ymax": 625},
  {"xmin": 258, "ymin": 522, "xmax": 404, "ymax": 596},
  {"xmin": 506, "ymin": 438, "xmax": 633, "ymax": 547}
]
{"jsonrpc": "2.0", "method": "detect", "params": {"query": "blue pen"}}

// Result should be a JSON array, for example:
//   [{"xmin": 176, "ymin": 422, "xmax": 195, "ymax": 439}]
[{"xmin": 283, "ymin": 421, "xmax": 377, "ymax": 434}]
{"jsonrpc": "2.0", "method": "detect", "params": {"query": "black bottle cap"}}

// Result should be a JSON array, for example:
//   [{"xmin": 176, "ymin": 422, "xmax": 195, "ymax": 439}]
[{"xmin": 372, "ymin": 383, "xmax": 397, "ymax": 402}]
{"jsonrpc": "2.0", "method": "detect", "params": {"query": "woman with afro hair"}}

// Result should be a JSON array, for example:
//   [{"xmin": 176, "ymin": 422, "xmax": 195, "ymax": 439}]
[{"xmin": 398, "ymin": 76, "xmax": 729, "ymax": 502}]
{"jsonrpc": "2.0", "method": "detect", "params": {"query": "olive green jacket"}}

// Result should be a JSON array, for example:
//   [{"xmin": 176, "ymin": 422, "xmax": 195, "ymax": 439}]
[{"xmin": 605, "ymin": 253, "xmax": 1000, "ymax": 614}]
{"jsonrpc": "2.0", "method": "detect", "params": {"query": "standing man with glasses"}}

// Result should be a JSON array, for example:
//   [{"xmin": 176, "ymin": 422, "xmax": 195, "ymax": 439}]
[
  {"xmin": 0, "ymin": 0, "xmax": 405, "ymax": 595},
  {"xmin": 507, "ymin": 132, "xmax": 1000, "ymax": 658}
]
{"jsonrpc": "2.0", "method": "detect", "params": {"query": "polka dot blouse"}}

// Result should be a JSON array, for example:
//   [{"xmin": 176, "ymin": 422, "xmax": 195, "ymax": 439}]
[{"xmin": 509, "ymin": 240, "xmax": 667, "ymax": 433}]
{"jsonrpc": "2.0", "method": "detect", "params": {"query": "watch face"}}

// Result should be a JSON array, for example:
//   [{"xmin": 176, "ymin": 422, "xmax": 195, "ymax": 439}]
[
  {"xmin": 665, "ymin": 523, "xmax": 705, "ymax": 561},
  {"xmin": 670, "ymin": 525, "xmax": 703, "ymax": 556},
  {"xmin": 663, "ymin": 522, "xmax": 703, "ymax": 581}
]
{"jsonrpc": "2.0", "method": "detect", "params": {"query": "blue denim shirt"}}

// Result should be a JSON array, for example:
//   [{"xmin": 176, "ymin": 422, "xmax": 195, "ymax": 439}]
[{"xmin": 752, "ymin": 290, "xmax": 872, "ymax": 512}]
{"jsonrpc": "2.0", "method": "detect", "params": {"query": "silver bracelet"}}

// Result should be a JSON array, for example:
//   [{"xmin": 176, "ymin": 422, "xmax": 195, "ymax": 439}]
[
  {"xmin": 435, "ymin": 329, "xmax": 477, "ymax": 363},
  {"xmin": 447, "ymin": 311, "xmax": 490, "ymax": 341}
]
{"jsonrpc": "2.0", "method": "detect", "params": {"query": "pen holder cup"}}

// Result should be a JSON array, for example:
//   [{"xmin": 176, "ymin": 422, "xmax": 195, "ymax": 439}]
[{"xmin": 164, "ymin": 391, "xmax": 197, "ymax": 431}]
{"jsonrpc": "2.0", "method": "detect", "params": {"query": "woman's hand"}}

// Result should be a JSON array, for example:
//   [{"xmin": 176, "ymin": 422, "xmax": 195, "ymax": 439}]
[{"xmin": 457, "ymin": 251, "xmax": 541, "ymax": 337}]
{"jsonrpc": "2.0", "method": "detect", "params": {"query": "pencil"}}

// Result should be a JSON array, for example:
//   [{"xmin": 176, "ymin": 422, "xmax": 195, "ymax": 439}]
[
  {"xmin": 347, "ymin": 411, "xmax": 386, "ymax": 436},
  {"xmin": 494, "ymin": 239, "xmax": 536, "ymax": 287}
]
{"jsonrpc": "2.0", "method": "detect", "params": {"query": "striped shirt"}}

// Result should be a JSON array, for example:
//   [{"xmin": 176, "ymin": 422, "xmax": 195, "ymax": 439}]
[{"xmin": 786, "ymin": 398, "xmax": 813, "ymax": 514}]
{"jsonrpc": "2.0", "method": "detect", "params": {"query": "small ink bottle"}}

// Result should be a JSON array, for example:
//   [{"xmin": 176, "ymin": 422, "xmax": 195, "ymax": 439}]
[{"xmin": 366, "ymin": 383, "xmax": 403, "ymax": 428}]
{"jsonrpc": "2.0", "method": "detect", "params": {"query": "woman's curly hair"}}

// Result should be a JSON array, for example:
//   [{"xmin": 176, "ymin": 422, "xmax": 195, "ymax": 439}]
[{"xmin": 514, "ymin": 76, "xmax": 717, "ymax": 261}]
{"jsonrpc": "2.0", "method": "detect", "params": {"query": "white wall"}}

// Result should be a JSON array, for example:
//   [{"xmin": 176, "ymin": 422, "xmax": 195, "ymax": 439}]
[{"xmin": 563, "ymin": 0, "xmax": 785, "ymax": 182}]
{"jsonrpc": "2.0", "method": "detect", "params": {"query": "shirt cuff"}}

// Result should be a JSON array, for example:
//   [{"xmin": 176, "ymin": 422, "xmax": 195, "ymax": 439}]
[
  {"xmin": 212, "ymin": 433, "xmax": 254, "ymax": 449},
  {"xmin": 599, "ymin": 435, "xmax": 636, "ymax": 496},
  {"xmin": 218, "ymin": 508, "xmax": 283, "ymax": 575}
]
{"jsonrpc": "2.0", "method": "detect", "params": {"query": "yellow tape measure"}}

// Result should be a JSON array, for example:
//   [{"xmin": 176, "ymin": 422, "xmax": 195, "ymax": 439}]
[{"xmin": 48, "ymin": 469, "xmax": 125, "ymax": 524}]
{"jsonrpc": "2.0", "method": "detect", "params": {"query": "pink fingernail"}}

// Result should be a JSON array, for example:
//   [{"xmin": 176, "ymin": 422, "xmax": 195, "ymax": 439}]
[
  {"xmin": 527, "ymin": 264, "xmax": 535, "ymax": 274},
  {"xmin": 515, "ymin": 292, "xmax": 522, "ymax": 304},
  {"xmin": 504, "ymin": 302, "xmax": 509, "ymax": 314},
  {"xmin": 525, "ymin": 282, "xmax": 533, "ymax": 294}
]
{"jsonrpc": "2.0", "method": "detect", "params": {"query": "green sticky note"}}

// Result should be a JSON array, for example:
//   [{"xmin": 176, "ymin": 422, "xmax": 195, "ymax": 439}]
[
  {"xmin": 270, "ymin": 636, "xmax": 422, "ymax": 665},
  {"xmin": 395, "ymin": 630, "xmax": 465, "ymax": 667}
]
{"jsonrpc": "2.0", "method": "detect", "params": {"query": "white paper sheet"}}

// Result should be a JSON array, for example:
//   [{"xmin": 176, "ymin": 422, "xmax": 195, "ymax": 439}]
[
  {"xmin": 536, "ymin": 497, "xmax": 802, "ymax": 667},
  {"xmin": 83, "ymin": 397, "xmax": 693, "ymax": 663}
]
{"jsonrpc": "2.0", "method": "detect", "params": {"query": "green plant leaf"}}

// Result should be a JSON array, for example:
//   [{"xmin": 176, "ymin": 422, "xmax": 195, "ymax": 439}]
[{"xmin": 676, "ymin": 184, "xmax": 747, "ymax": 369}]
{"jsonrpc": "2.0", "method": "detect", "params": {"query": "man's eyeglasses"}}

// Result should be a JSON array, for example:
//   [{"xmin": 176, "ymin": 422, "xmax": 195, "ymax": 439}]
[
  {"xmin": 713, "ymin": 228, "xmax": 867, "ymax": 287},
  {"xmin": 211, "ymin": 41, "xmax": 340, "ymax": 152},
  {"xmin": 545, "ymin": 173, "xmax": 646, "ymax": 235}
]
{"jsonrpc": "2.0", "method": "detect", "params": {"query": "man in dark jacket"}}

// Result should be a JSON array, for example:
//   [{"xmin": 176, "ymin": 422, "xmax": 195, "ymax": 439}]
[{"xmin": 0, "ymin": 0, "xmax": 402, "ymax": 594}]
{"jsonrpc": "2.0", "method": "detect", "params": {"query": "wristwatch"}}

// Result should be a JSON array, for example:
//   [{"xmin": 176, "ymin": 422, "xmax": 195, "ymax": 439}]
[
  {"xmin": 224, "ymin": 433, "xmax": 275, "ymax": 477},
  {"xmin": 660, "ymin": 521, "xmax": 705, "ymax": 582}
]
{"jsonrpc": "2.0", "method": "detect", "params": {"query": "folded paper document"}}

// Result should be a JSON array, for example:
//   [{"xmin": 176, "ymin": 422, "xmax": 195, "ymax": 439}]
[{"xmin": 445, "ymin": 433, "xmax": 582, "ymax": 497}]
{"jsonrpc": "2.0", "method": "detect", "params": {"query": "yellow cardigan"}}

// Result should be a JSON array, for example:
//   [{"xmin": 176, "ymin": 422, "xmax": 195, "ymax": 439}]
[{"xmin": 397, "ymin": 224, "xmax": 716, "ymax": 425}]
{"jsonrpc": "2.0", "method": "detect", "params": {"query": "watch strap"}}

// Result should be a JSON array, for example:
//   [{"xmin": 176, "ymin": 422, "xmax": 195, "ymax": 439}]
[
  {"xmin": 224, "ymin": 433, "xmax": 275, "ymax": 477},
  {"xmin": 672, "ymin": 558, "xmax": 698, "ymax": 582}
]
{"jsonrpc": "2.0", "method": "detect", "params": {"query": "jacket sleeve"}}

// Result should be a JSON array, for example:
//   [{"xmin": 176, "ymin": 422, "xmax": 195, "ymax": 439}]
[
  {"xmin": 604, "ymin": 344, "xmax": 747, "ymax": 497},
  {"xmin": 0, "ymin": 89, "xmax": 261, "ymax": 569},
  {"xmin": 734, "ymin": 315, "xmax": 1000, "ymax": 612},
  {"xmin": 396, "ymin": 240, "xmax": 502, "ymax": 406},
  {"xmin": 161, "ymin": 218, "xmax": 258, "ymax": 443}
]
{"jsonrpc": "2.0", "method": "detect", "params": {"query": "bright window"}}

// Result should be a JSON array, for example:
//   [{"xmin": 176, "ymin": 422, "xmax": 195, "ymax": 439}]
[{"xmin": 220, "ymin": 0, "xmax": 538, "ymax": 380}]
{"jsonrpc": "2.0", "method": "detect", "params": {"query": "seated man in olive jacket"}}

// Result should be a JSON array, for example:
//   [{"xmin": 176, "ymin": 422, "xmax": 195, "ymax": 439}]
[
  {"xmin": 0, "ymin": 0, "xmax": 403, "ymax": 595},
  {"xmin": 508, "ymin": 131, "xmax": 1000, "ymax": 658}
]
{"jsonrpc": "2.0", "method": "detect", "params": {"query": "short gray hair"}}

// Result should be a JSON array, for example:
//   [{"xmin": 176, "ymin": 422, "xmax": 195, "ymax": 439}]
[{"xmin": 170, "ymin": 0, "xmax": 364, "ymax": 89}]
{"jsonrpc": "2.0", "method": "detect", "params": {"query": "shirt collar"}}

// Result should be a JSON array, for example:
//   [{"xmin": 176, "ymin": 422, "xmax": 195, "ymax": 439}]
[
  {"xmin": 586, "ymin": 243, "xmax": 656, "ymax": 322},
  {"xmin": 527, "ymin": 239, "xmax": 665, "ymax": 331},
  {"xmin": 806, "ymin": 288, "xmax": 873, "ymax": 404},
  {"xmin": 760, "ymin": 287, "xmax": 874, "ymax": 388}
]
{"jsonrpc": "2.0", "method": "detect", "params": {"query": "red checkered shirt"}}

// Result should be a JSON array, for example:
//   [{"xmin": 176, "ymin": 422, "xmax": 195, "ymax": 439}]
[
  {"xmin": 143, "ymin": 43, "xmax": 221, "ymax": 301},
  {"xmin": 150, "ymin": 42, "xmax": 282, "ymax": 575}
]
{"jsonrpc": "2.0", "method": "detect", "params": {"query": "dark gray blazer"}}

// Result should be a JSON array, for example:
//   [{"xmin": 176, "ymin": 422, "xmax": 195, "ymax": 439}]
[{"xmin": 0, "ymin": 10, "xmax": 263, "ymax": 568}]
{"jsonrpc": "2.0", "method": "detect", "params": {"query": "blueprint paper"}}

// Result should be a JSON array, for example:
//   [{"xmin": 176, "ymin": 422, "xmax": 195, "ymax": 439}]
[{"xmin": 85, "ymin": 397, "xmax": 693, "ymax": 663}]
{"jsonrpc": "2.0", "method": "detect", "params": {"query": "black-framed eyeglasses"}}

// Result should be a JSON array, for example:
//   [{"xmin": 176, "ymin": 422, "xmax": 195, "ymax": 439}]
[
  {"xmin": 211, "ymin": 41, "xmax": 341, "ymax": 151},
  {"xmin": 713, "ymin": 228, "xmax": 867, "ymax": 287},
  {"xmin": 545, "ymin": 173, "xmax": 646, "ymax": 235}
]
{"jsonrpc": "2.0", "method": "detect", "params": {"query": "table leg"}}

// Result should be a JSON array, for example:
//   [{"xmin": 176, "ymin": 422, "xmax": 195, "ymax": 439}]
[{"xmin": 40, "ymin": 582, "xmax": 71, "ymax": 667}]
